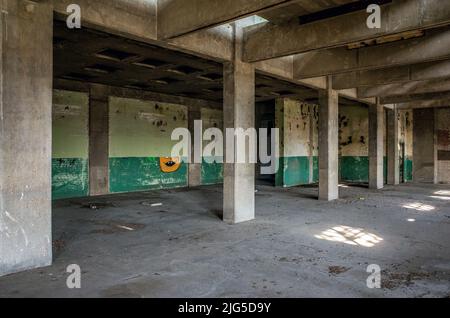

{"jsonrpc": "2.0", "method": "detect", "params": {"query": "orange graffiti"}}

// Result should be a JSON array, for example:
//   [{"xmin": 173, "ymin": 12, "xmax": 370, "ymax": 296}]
[{"xmin": 160, "ymin": 157, "xmax": 181, "ymax": 173}]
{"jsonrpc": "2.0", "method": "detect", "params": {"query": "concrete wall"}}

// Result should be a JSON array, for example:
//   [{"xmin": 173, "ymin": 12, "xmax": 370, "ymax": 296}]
[
  {"xmin": 399, "ymin": 110, "xmax": 414, "ymax": 182},
  {"xmin": 201, "ymin": 107, "xmax": 224, "ymax": 185},
  {"xmin": 275, "ymin": 98, "xmax": 319, "ymax": 187},
  {"xmin": 50, "ymin": 86, "xmax": 224, "ymax": 199},
  {"xmin": 52, "ymin": 90, "xmax": 89, "ymax": 199},
  {"xmin": 338, "ymin": 104, "xmax": 397, "ymax": 184},
  {"xmin": 339, "ymin": 104, "xmax": 370, "ymax": 183},
  {"xmin": 436, "ymin": 107, "xmax": 450, "ymax": 184},
  {"xmin": 0, "ymin": 1, "xmax": 53, "ymax": 276},
  {"xmin": 109, "ymin": 97, "xmax": 188, "ymax": 193}
]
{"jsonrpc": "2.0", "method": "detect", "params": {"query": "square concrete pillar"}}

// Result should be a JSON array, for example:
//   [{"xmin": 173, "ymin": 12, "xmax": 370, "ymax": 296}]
[
  {"xmin": 387, "ymin": 107, "xmax": 400, "ymax": 185},
  {"xmin": 89, "ymin": 84, "xmax": 110, "ymax": 196},
  {"xmin": 222, "ymin": 21, "xmax": 255, "ymax": 224},
  {"xmin": 318, "ymin": 77, "xmax": 339, "ymax": 201},
  {"xmin": 369, "ymin": 100, "xmax": 385, "ymax": 189},
  {"xmin": 0, "ymin": 1, "xmax": 53, "ymax": 276},
  {"xmin": 223, "ymin": 61, "xmax": 255, "ymax": 224},
  {"xmin": 413, "ymin": 108, "xmax": 437, "ymax": 183},
  {"xmin": 188, "ymin": 106, "xmax": 202, "ymax": 187}
]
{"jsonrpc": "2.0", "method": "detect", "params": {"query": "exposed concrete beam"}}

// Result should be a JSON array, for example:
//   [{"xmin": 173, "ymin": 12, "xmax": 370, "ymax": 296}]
[
  {"xmin": 381, "ymin": 91, "xmax": 450, "ymax": 104},
  {"xmin": 253, "ymin": 58, "xmax": 376, "ymax": 105},
  {"xmin": 396, "ymin": 100, "xmax": 450, "ymax": 110},
  {"xmin": 157, "ymin": 0, "xmax": 299, "ymax": 39},
  {"xmin": 294, "ymin": 27, "xmax": 450, "ymax": 79},
  {"xmin": 333, "ymin": 59, "xmax": 450, "ymax": 90},
  {"xmin": 358, "ymin": 78, "xmax": 450, "ymax": 98},
  {"xmin": 244, "ymin": 0, "xmax": 450, "ymax": 62}
]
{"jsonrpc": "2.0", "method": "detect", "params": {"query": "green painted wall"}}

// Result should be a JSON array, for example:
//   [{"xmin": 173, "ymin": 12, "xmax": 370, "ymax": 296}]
[
  {"xmin": 201, "ymin": 108, "xmax": 223, "ymax": 185},
  {"xmin": 339, "ymin": 104, "xmax": 369, "ymax": 183},
  {"xmin": 201, "ymin": 158, "xmax": 223, "ymax": 185},
  {"xmin": 52, "ymin": 90, "xmax": 89, "ymax": 199},
  {"xmin": 109, "ymin": 97, "xmax": 188, "ymax": 193},
  {"xmin": 109, "ymin": 157, "xmax": 187, "ymax": 193},
  {"xmin": 276, "ymin": 157, "xmax": 310, "ymax": 187},
  {"xmin": 275, "ymin": 98, "xmax": 317, "ymax": 187},
  {"xmin": 399, "ymin": 110, "xmax": 414, "ymax": 182},
  {"xmin": 340, "ymin": 156, "xmax": 369, "ymax": 182},
  {"xmin": 313, "ymin": 156, "xmax": 319, "ymax": 183}
]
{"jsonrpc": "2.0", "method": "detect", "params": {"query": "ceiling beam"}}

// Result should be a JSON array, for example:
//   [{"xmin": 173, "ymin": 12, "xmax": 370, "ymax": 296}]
[
  {"xmin": 396, "ymin": 100, "xmax": 450, "ymax": 110},
  {"xmin": 332, "ymin": 59, "xmax": 450, "ymax": 89},
  {"xmin": 358, "ymin": 78, "xmax": 450, "ymax": 98},
  {"xmin": 381, "ymin": 91, "xmax": 450, "ymax": 104},
  {"xmin": 243, "ymin": 0, "xmax": 450, "ymax": 62},
  {"xmin": 293, "ymin": 26, "xmax": 450, "ymax": 79},
  {"xmin": 157, "ymin": 0, "xmax": 298, "ymax": 40}
]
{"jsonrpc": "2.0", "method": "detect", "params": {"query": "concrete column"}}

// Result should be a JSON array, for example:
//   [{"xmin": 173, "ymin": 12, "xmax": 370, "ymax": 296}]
[
  {"xmin": 369, "ymin": 100, "xmax": 385, "ymax": 189},
  {"xmin": 188, "ymin": 105, "xmax": 202, "ymax": 187},
  {"xmin": 413, "ymin": 108, "xmax": 437, "ymax": 183},
  {"xmin": 223, "ymin": 21, "xmax": 255, "ymax": 224},
  {"xmin": 0, "ymin": 1, "xmax": 53, "ymax": 276},
  {"xmin": 387, "ymin": 106, "xmax": 400, "ymax": 185},
  {"xmin": 318, "ymin": 77, "xmax": 339, "ymax": 201},
  {"xmin": 89, "ymin": 84, "xmax": 110, "ymax": 196},
  {"xmin": 309, "ymin": 106, "xmax": 315, "ymax": 184}
]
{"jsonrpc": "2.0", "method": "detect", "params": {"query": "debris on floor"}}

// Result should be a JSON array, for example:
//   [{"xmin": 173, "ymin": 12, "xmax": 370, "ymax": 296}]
[
  {"xmin": 89, "ymin": 220, "xmax": 146, "ymax": 234},
  {"xmin": 141, "ymin": 201, "xmax": 163, "ymax": 207},
  {"xmin": 328, "ymin": 266, "xmax": 351, "ymax": 275},
  {"xmin": 82, "ymin": 202, "xmax": 114, "ymax": 210},
  {"xmin": 381, "ymin": 270, "xmax": 437, "ymax": 290}
]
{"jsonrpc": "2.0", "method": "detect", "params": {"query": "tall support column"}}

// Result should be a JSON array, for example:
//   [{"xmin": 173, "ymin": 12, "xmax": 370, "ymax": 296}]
[
  {"xmin": 0, "ymin": 1, "xmax": 53, "ymax": 276},
  {"xmin": 89, "ymin": 84, "xmax": 110, "ymax": 196},
  {"xmin": 369, "ymin": 100, "xmax": 385, "ymax": 189},
  {"xmin": 223, "ymin": 21, "xmax": 255, "ymax": 224},
  {"xmin": 413, "ymin": 108, "xmax": 437, "ymax": 183},
  {"xmin": 387, "ymin": 106, "xmax": 400, "ymax": 185},
  {"xmin": 318, "ymin": 77, "xmax": 339, "ymax": 201},
  {"xmin": 188, "ymin": 105, "xmax": 202, "ymax": 187}
]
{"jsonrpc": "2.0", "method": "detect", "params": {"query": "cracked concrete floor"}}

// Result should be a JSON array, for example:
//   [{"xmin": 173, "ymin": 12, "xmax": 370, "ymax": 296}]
[{"xmin": 0, "ymin": 183, "xmax": 449, "ymax": 298}]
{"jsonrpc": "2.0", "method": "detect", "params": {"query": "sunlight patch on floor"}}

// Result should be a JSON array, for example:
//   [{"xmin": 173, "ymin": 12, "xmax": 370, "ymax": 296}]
[
  {"xmin": 403, "ymin": 202, "xmax": 435, "ymax": 211},
  {"xmin": 315, "ymin": 225, "xmax": 383, "ymax": 247}
]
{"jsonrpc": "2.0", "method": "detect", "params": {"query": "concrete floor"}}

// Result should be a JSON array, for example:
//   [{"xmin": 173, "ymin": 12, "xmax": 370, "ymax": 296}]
[{"xmin": 0, "ymin": 183, "xmax": 449, "ymax": 298}]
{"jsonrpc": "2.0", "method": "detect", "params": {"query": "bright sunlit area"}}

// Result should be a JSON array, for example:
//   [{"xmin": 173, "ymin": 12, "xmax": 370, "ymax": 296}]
[
  {"xmin": 315, "ymin": 226, "xmax": 384, "ymax": 248},
  {"xmin": 402, "ymin": 202, "xmax": 436, "ymax": 212},
  {"xmin": 430, "ymin": 190, "xmax": 450, "ymax": 200}
]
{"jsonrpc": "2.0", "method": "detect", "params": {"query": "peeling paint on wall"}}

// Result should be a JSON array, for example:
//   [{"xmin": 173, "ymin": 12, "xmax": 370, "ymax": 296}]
[
  {"xmin": 109, "ymin": 97, "xmax": 188, "ymax": 193},
  {"xmin": 201, "ymin": 107, "xmax": 223, "ymax": 185},
  {"xmin": 436, "ymin": 108, "xmax": 450, "ymax": 184},
  {"xmin": 52, "ymin": 90, "xmax": 89, "ymax": 199},
  {"xmin": 339, "ymin": 105, "xmax": 370, "ymax": 182},
  {"xmin": 399, "ymin": 110, "xmax": 413, "ymax": 182},
  {"xmin": 275, "ymin": 98, "xmax": 317, "ymax": 187}
]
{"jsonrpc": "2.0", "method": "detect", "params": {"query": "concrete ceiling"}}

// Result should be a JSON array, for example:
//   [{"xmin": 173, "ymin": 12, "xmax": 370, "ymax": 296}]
[
  {"xmin": 54, "ymin": 20, "xmax": 360, "ymax": 106},
  {"xmin": 259, "ymin": 0, "xmax": 364, "ymax": 24}
]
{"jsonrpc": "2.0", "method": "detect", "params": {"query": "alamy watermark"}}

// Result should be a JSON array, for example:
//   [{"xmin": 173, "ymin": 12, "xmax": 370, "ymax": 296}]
[
  {"xmin": 367, "ymin": 264, "xmax": 382, "ymax": 289},
  {"xmin": 171, "ymin": 122, "xmax": 280, "ymax": 175},
  {"xmin": 66, "ymin": 4, "xmax": 81, "ymax": 29},
  {"xmin": 66, "ymin": 264, "xmax": 81, "ymax": 289}
]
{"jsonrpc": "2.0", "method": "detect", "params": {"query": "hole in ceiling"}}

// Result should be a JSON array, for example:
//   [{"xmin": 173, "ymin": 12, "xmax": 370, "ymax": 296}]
[
  {"xmin": 168, "ymin": 65, "xmax": 202, "ymax": 75},
  {"xmin": 95, "ymin": 48, "xmax": 139, "ymax": 61},
  {"xmin": 198, "ymin": 73, "xmax": 222, "ymax": 81},
  {"xmin": 133, "ymin": 58, "xmax": 168, "ymax": 69},
  {"xmin": 84, "ymin": 64, "xmax": 120, "ymax": 74},
  {"xmin": 206, "ymin": 86, "xmax": 222, "ymax": 92},
  {"xmin": 151, "ymin": 77, "xmax": 180, "ymax": 85},
  {"xmin": 125, "ymin": 83, "xmax": 151, "ymax": 90},
  {"xmin": 277, "ymin": 90, "xmax": 295, "ymax": 95},
  {"xmin": 61, "ymin": 72, "xmax": 96, "ymax": 81}
]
